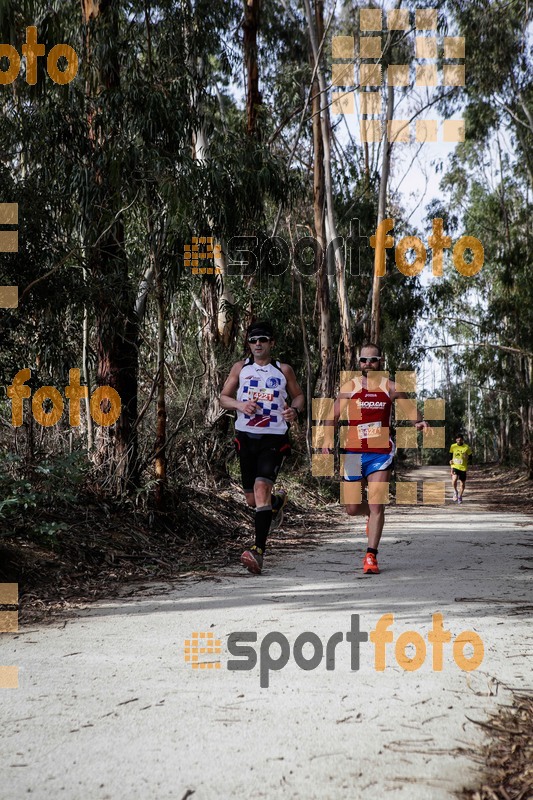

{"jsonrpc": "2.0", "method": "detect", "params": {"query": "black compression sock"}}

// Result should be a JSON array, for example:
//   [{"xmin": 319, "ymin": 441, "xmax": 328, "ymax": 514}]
[
  {"xmin": 254, "ymin": 505, "xmax": 272, "ymax": 552},
  {"xmin": 367, "ymin": 547, "xmax": 378, "ymax": 556}
]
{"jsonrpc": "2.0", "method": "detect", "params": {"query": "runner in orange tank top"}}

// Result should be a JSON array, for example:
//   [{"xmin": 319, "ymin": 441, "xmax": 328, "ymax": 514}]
[{"xmin": 330, "ymin": 342, "xmax": 430, "ymax": 575}]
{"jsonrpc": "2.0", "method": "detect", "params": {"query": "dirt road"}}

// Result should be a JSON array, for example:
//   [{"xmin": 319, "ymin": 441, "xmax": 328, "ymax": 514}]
[{"xmin": 2, "ymin": 467, "xmax": 532, "ymax": 798}]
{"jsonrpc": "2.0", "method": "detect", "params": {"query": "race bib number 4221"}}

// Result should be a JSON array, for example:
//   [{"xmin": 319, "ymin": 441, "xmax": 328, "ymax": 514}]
[{"xmin": 250, "ymin": 390, "xmax": 274, "ymax": 402}]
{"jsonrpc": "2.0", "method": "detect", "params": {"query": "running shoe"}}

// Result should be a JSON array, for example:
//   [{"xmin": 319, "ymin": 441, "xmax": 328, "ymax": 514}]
[
  {"xmin": 457, "ymin": 496, "xmax": 462, "ymax": 505},
  {"xmin": 453, "ymin": 492, "xmax": 458, "ymax": 502},
  {"xmin": 270, "ymin": 489, "xmax": 288, "ymax": 532},
  {"xmin": 240, "ymin": 545, "xmax": 264, "ymax": 574},
  {"xmin": 363, "ymin": 552, "xmax": 380, "ymax": 574}
]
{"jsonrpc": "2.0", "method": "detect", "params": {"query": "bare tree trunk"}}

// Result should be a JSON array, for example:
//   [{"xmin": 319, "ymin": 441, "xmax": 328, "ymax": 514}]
[
  {"xmin": 186, "ymin": 41, "xmax": 226, "ymax": 425},
  {"xmin": 519, "ymin": 355, "xmax": 533, "ymax": 478},
  {"xmin": 154, "ymin": 268, "xmax": 166, "ymax": 507},
  {"xmin": 242, "ymin": 0, "xmax": 264, "ymax": 324},
  {"xmin": 200, "ymin": 275, "xmax": 221, "ymax": 423},
  {"xmin": 216, "ymin": 244, "xmax": 235, "ymax": 348},
  {"xmin": 82, "ymin": 267, "xmax": 94, "ymax": 452},
  {"xmin": 145, "ymin": 183, "xmax": 167, "ymax": 509},
  {"xmin": 370, "ymin": 84, "xmax": 394, "ymax": 343},
  {"xmin": 82, "ymin": 0, "xmax": 139, "ymax": 493},
  {"xmin": 143, "ymin": 2, "xmax": 166, "ymax": 508},
  {"xmin": 363, "ymin": 139, "xmax": 371, "ymax": 198},
  {"xmin": 243, "ymin": 0, "xmax": 262, "ymax": 137},
  {"xmin": 504, "ymin": 396, "xmax": 510, "ymax": 463},
  {"xmin": 311, "ymin": 0, "xmax": 333, "ymax": 397},
  {"xmin": 444, "ymin": 345, "xmax": 451, "ymax": 403},
  {"xmin": 303, "ymin": 0, "xmax": 352, "ymax": 368},
  {"xmin": 498, "ymin": 395, "xmax": 506, "ymax": 463},
  {"xmin": 296, "ymin": 271, "xmax": 312, "ymax": 459}
]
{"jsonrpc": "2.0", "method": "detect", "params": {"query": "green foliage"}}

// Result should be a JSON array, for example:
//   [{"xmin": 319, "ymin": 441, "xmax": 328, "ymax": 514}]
[{"xmin": 0, "ymin": 452, "xmax": 88, "ymax": 541}]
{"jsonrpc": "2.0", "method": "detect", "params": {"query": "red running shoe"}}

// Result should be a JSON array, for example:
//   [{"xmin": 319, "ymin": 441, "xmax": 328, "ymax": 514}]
[
  {"xmin": 363, "ymin": 552, "xmax": 380, "ymax": 574},
  {"xmin": 240, "ymin": 545, "xmax": 264, "ymax": 574}
]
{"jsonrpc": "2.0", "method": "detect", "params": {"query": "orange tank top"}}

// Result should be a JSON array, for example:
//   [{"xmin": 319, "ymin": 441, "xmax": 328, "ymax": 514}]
[{"xmin": 345, "ymin": 383, "xmax": 393, "ymax": 454}]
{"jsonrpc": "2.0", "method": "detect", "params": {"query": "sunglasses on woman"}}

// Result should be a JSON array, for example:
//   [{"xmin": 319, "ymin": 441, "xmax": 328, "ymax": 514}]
[
  {"xmin": 359, "ymin": 356, "xmax": 380, "ymax": 363},
  {"xmin": 248, "ymin": 336, "xmax": 271, "ymax": 344}
]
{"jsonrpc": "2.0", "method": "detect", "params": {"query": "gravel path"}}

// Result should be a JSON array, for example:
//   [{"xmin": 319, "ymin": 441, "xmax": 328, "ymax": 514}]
[{"xmin": 2, "ymin": 467, "xmax": 532, "ymax": 799}]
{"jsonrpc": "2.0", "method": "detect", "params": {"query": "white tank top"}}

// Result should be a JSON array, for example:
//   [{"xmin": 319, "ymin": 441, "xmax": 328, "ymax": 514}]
[{"xmin": 235, "ymin": 359, "xmax": 288, "ymax": 434}]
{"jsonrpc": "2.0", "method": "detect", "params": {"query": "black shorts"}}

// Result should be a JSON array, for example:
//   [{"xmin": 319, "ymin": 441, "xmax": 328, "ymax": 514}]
[
  {"xmin": 234, "ymin": 431, "xmax": 291, "ymax": 493},
  {"xmin": 452, "ymin": 467, "xmax": 467, "ymax": 482}
]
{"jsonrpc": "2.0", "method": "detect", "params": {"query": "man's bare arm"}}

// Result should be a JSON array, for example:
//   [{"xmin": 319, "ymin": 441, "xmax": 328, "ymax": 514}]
[
  {"xmin": 317, "ymin": 380, "xmax": 354, "ymax": 453},
  {"xmin": 220, "ymin": 362, "xmax": 258, "ymax": 415},
  {"xmin": 280, "ymin": 364, "xmax": 304, "ymax": 422},
  {"xmin": 389, "ymin": 380, "xmax": 429, "ymax": 429}
]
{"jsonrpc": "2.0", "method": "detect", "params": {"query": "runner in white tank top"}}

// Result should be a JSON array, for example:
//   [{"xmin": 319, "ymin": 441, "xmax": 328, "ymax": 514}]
[
  {"xmin": 235, "ymin": 360, "xmax": 288, "ymax": 434},
  {"xmin": 220, "ymin": 321, "xmax": 304, "ymax": 575}
]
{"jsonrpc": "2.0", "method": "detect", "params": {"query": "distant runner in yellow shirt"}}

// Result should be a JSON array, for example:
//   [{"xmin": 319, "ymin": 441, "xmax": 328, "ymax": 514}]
[{"xmin": 449, "ymin": 433, "xmax": 472, "ymax": 505}]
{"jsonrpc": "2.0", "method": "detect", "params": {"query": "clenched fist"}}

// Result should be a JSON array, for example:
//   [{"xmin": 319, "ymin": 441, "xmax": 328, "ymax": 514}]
[{"xmin": 241, "ymin": 400, "xmax": 259, "ymax": 415}]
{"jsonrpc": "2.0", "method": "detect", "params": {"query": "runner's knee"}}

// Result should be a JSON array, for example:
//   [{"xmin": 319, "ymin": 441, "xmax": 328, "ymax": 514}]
[
  {"xmin": 345, "ymin": 503, "xmax": 365, "ymax": 516},
  {"xmin": 254, "ymin": 480, "xmax": 272, "ymax": 505}
]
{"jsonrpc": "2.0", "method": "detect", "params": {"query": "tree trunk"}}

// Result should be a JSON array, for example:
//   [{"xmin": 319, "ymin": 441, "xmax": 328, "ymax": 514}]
[
  {"xmin": 154, "ymin": 275, "xmax": 166, "ymax": 508},
  {"xmin": 519, "ymin": 355, "xmax": 533, "ymax": 478},
  {"xmin": 82, "ymin": 0, "xmax": 139, "ymax": 493},
  {"xmin": 200, "ymin": 275, "xmax": 221, "ymax": 423},
  {"xmin": 143, "ymin": 2, "xmax": 166, "ymax": 507},
  {"xmin": 82, "ymin": 268, "xmax": 94, "ymax": 452},
  {"xmin": 311, "ymin": 0, "xmax": 333, "ymax": 398},
  {"xmin": 145, "ymin": 185, "xmax": 167, "ymax": 509},
  {"xmin": 242, "ymin": 0, "xmax": 263, "ymax": 324},
  {"xmin": 303, "ymin": 0, "xmax": 353, "ymax": 368},
  {"xmin": 370, "ymin": 83, "xmax": 394, "ymax": 343},
  {"xmin": 295, "ymin": 267, "xmax": 312, "ymax": 458},
  {"xmin": 187, "ymin": 45, "xmax": 231, "ymax": 426},
  {"xmin": 216, "ymin": 243, "xmax": 235, "ymax": 348},
  {"xmin": 243, "ymin": 0, "xmax": 262, "ymax": 137},
  {"xmin": 498, "ymin": 395, "xmax": 507, "ymax": 463}
]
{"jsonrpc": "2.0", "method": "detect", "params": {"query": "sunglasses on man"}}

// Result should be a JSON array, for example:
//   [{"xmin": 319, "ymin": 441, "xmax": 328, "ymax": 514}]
[
  {"xmin": 248, "ymin": 336, "xmax": 271, "ymax": 344},
  {"xmin": 359, "ymin": 356, "xmax": 380, "ymax": 363}
]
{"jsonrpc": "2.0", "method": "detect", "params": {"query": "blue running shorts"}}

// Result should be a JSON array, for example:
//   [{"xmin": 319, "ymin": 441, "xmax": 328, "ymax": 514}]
[{"xmin": 343, "ymin": 450, "xmax": 394, "ymax": 482}]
